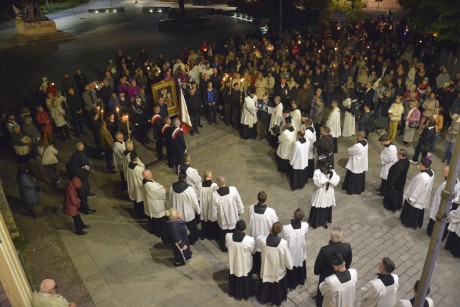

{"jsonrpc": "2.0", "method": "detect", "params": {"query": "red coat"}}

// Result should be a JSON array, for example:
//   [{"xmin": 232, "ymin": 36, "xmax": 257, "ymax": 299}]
[
  {"xmin": 36, "ymin": 110, "xmax": 53, "ymax": 133},
  {"xmin": 63, "ymin": 177, "xmax": 81, "ymax": 217}
]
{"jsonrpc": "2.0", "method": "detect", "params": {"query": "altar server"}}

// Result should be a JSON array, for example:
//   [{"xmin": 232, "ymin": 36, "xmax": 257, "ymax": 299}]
[{"xmin": 342, "ymin": 131, "xmax": 368, "ymax": 195}]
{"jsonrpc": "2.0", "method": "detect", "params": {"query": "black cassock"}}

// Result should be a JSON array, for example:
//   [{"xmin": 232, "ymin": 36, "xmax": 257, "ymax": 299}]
[
  {"xmin": 165, "ymin": 220, "xmax": 192, "ymax": 265},
  {"xmin": 383, "ymin": 158, "xmax": 410, "ymax": 212}
]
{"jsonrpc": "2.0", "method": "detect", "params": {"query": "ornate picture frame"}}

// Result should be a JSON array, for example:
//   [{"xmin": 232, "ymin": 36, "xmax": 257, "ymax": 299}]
[{"xmin": 151, "ymin": 80, "xmax": 179, "ymax": 117}]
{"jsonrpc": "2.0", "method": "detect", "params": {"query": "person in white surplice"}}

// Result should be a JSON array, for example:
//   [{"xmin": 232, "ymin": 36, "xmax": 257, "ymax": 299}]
[
  {"xmin": 248, "ymin": 191, "xmax": 279, "ymax": 276},
  {"xmin": 319, "ymin": 253, "xmax": 358, "ymax": 307},
  {"xmin": 342, "ymin": 96, "xmax": 356, "ymax": 138},
  {"xmin": 126, "ymin": 154, "xmax": 145, "ymax": 218},
  {"xmin": 177, "ymin": 154, "xmax": 202, "ymax": 196},
  {"xmin": 198, "ymin": 170, "xmax": 219, "ymax": 240},
  {"xmin": 212, "ymin": 176, "xmax": 244, "ymax": 252},
  {"xmin": 112, "ymin": 132, "xmax": 126, "ymax": 190},
  {"xmin": 376, "ymin": 135, "xmax": 397, "ymax": 195},
  {"xmin": 289, "ymin": 130, "xmax": 310, "ymax": 190},
  {"xmin": 170, "ymin": 172, "xmax": 200, "ymax": 245},
  {"xmin": 225, "ymin": 220, "xmax": 256, "ymax": 300},
  {"xmin": 326, "ymin": 100, "xmax": 341, "ymax": 153},
  {"xmin": 308, "ymin": 160, "xmax": 340, "ymax": 229},
  {"xmin": 280, "ymin": 208, "xmax": 309, "ymax": 290},
  {"xmin": 256, "ymin": 222, "xmax": 293, "ymax": 306},
  {"xmin": 342, "ymin": 131, "xmax": 368, "ymax": 195},
  {"xmin": 395, "ymin": 280, "xmax": 434, "ymax": 307},
  {"xmin": 360, "ymin": 257, "xmax": 399, "ymax": 307}
]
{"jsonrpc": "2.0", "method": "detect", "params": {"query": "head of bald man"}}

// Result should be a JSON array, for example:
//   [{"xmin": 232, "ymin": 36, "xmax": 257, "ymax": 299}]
[
  {"xmin": 142, "ymin": 169, "xmax": 153, "ymax": 180},
  {"xmin": 39, "ymin": 279, "xmax": 57, "ymax": 294},
  {"xmin": 216, "ymin": 176, "xmax": 226, "ymax": 187}
]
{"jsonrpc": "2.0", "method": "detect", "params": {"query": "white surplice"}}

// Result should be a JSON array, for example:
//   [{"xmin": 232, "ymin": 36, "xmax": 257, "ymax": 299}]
[
  {"xmin": 290, "ymin": 108, "xmax": 302, "ymax": 132},
  {"xmin": 311, "ymin": 169, "xmax": 340, "ymax": 208},
  {"xmin": 112, "ymin": 141, "xmax": 126, "ymax": 172},
  {"xmin": 404, "ymin": 171, "xmax": 435, "ymax": 210},
  {"xmin": 346, "ymin": 140, "xmax": 369, "ymax": 174},
  {"xmin": 277, "ymin": 128, "xmax": 296, "ymax": 160},
  {"xmin": 248, "ymin": 205, "xmax": 279, "ymax": 252},
  {"xmin": 177, "ymin": 165, "xmax": 202, "ymax": 197},
  {"xmin": 326, "ymin": 107, "xmax": 342, "ymax": 138},
  {"xmin": 320, "ymin": 269, "xmax": 358, "ymax": 307},
  {"xmin": 304, "ymin": 127, "xmax": 317, "ymax": 159},
  {"xmin": 198, "ymin": 182, "xmax": 218, "ymax": 222},
  {"xmin": 126, "ymin": 161, "xmax": 145, "ymax": 203},
  {"xmin": 360, "ymin": 274, "xmax": 399, "ymax": 307},
  {"xmin": 226, "ymin": 234, "xmax": 256, "ymax": 277},
  {"xmin": 257, "ymin": 236, "xmax": 293, "ymax": 283},
  {"xmin": 342, "ymin": 98, "xmax": 355, "ymax": 137},
  {"xmin": 269, "ymin": 103, "xmax": 284, "ymax": 133},
  {"xmin": 379, "ymin": 144, "xmax": 397, "ymax": 180},
  {"xmin": 143, "ymin": 180, "xmax": 167, "ymax": 218},
  {"xmin": 290, "ymin": 138, "xmax": 310, "ymax": 170},
  {"xmin": 212, "ymin": 186, "xmax": 244, "ymax": 230},
  {"xmin": 280, "ymin": 222, "xmax": 309, "ymax": 267},
  {"xmin": 169, "ymin": 185, "xmax": 200, "ymax": 223}
]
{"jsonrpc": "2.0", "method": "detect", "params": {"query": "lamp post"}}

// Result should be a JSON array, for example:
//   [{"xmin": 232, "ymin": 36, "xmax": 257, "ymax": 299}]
[{"xmin": 413, "ymin": 133, "xmax": 460, "ymax": 307}]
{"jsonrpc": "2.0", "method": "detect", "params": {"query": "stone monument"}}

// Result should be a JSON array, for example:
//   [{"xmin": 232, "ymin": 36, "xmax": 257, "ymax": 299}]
[{"xmin": 13, "ymin": 0, "xmax": 57, "ymax": 36}]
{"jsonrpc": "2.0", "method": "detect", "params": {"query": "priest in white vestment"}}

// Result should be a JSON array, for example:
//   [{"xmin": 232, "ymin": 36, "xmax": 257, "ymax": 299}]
[
  {"xmin": 319, "ymin": 253, "xmax": 358, "ymax": 307},
  {"xmin": 360, "ymin": 257, "xmax": 398, "ymax": 307},
  {"xmin": 342, "ymin": 97, "xmax": 356, "ymax": 137},
  {"xmin": 212, "ymin": 176, "xmax": 244, "ymax": 252},
  {"xmin": 289, "ymin": 130, "xmax": 310, "ymax": 190},
  {"xmin": 326, "ymin": 101, "xmax": 341, "ymax": 153},
  {"xmin": 377, "ymin": 135, "xmax": 397, "ymax": 194},
  {"xmin": 142, "ymin": 169, "xmax": 168, "ymax": 245},
  {"xmin": 427, "ymin": 166, "xmax": 459, "ymax": 238},
  {"xmin": 198, "ymin": 170, "xmax": 219, "ymax": 240},
  {"xmin": 240, "ymin": 88, "xmax": 258, "ymax": 139},
  {"xmin": 309, "ymin": 161, "xmax": 340, "ymax": 229},
  {"xmin": 257, "ymin": 222, "xmax": 293, "ymax": 306},
  {"xmin": 276, "ymin": 116, "xmax": 296, "ymax": 174},
  {"xmin": 268, "ymin": 96, "xmax": 284, "ymax": 148},
  {"xmin": 303, "ymin": 118, "xmax": 317, "ymax": 178},
  {"xmin": 177, "ymin": 154, "xmax": 202, "ymax": 197},
  {"xmin": 248, "ymin": 191, "xmax": 279, "ymax": 275},
  {"xmin": 113, "ymin": 132, "xmax": 127, "ymax": 190},
  {"xmin": 170, "ymin": 172, "xmax": 200, "ymax": 245},
  {"xmin": 342, "ymin": 131, "xmax": 368, "ymax": 195},
  {"xmin": 290, "ymin": 100, "xmax": 302, "ymax": 132},
  {"xmin": 280, "ymin": 208, "xmax": 309, "ymax": 290},
  {"xmin": 395, "ymin": 280, "xmax": 434, "ymax": 307},
  {"xmin": 122, "ymin": 140, "xmax": 135, "ymax": 191},
  {"xmin": 126, "ymin": 154, "xmax": 145, "ymax": 218},
  {"xmin": 400, "ymin": 157, "xmax": 434, "ymax": 229},
  {"xmin": 226, "ymin": 220, "xmax": 256, "ymax": 300}
]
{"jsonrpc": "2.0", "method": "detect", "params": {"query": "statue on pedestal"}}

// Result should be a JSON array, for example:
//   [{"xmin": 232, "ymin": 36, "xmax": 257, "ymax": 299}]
[{"xmin": 13, "ymin": 0, "xmax": 47, "ymax": 22}]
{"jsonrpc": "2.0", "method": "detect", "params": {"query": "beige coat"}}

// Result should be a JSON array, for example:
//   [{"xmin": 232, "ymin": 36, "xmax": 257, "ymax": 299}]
[
  {"xmin": 37, "ymin": 145, "xmax": 58, "ymax": 165},
  {"xmin": 388, "ymin": 103, "xmax": 404, "ymax": 121}
]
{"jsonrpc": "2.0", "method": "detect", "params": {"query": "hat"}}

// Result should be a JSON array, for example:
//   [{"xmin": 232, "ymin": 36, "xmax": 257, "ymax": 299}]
[
  {"xmin": 284, "ymin": 116, "xmax": 292, "ymax": 124},
  {"xmin": 331, "ymin": 253, "xmax": 345, "ymax": 266},
  {"xmin": 235, "ymin": 220, "xmax": 246, "ymax": 231},
  {"xmin": 420, "ymin": 156, "xmax": 432, "ymax": 167}
]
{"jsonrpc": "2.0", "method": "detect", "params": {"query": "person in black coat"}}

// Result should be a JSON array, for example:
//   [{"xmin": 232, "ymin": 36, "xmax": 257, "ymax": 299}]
[
  {"xmin": 67, "ymin": 142, "xmax": 96, "ymax": 215},
  {"xmin": 314, "ymin": 227, "xmax": 353, "ymax": 307},
  {"xmin": 186, "ymin": 88, "xmax": 201, "ymax": 135},
  {"xmin": 162, "ymin": 117, "xmax": 175, "ymax": 168},
  {"xmin": 151, "ymin": 106, "xmax": 164, "ymax": 160},
  {"xmin": 230, "ymin": 83, "xmax": 242, "ymax": 129},
  {"xmin": 384, "ymin": 148, "xmax": 410, "ymax": 212},
  {"xmin": 274, "ymin": 79, "xmax": 290, "ymax": 108},
  {"xmin": 362, "ymin": 82, "xmax": 375, "ymax": 110},
  {"xmin": 313, "ymin": 127, "xmax": 335, "ymax": 168},
  {"xmin": 67, "ymin": 88, "xmax": 85, "ymax": 137},
  {"xmin": 130, "ymin": 96, "xmax": 149, "ymax": 145},
  {"xmin": 165, "ymin": 209, "xmax": 192, "ymax": 266},
  {"xmin": 412, "ymin": 119, "xmax": 436, "ymax": 162},
  {"xmin": 358, "ymin": 106, "xmax": 374, "ymax": 138},
  {"xmin": 171, "ymin": 117, "xmax": 186, "ymax": 171}
]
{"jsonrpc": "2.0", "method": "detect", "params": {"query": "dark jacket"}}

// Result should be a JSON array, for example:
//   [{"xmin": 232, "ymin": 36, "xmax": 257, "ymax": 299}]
[
  {"xmin": 418, "ymin": 127, "xmax": 436, "ymax": 149},
  {"xmin": 172, "ymin": 127, "xmax": 186, "ymax": 153},
  {"xmin": 359, "ymin": 112, "xmax": 374, "ymax": 132},
  {"xmin": 17, "ymin": 173, "xmax": 38, "ymax": 205},
  {"xmin": 386, "ymin": 158, "xmax": 410, "ymax": 190},
  {"xmin": 314, "ymin": 241, "xmax": 353, "ymax": 283},
  {"xmin": 67, "ymin": 94, "xmax": 84, "ymax": 114}
]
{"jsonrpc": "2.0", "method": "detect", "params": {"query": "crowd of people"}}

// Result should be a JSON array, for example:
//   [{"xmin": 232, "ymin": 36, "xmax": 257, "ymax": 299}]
[{"xmin": 3, "ymin": 13, "xmax": 459, "ymax": 307}]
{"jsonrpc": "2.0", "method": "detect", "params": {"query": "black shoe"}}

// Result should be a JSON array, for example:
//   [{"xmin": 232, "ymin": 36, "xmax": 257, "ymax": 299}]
[
  {"xmin": 322, "ymin": 223, "xmax": 328, "ymax": 229},
  {"xmin": 88, "ymin": 192, "xmax": 96, "ymax": 198},
  {"xmin": 83, "ymin": 210, "xmax": 96, "ymax": 215},
  {"xmin": 83, "ymin": 225, "xmax": 92, "ymax": 229},
  {"xmin": 190, "ymin": 132, "xmax": 195, "ymax": 136},
  {"xmin": 198, "ymin": 124, "xmax": 203, "ymax": 128},
  {"xmin": 76, "ymin": 231, "xmax": 88, "ymax": 236}
]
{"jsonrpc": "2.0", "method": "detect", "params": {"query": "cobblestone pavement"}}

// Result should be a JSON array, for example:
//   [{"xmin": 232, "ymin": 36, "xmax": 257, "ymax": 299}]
[{"xmin": 24, "ymin": 121, "xmax": 458, "ymax": 307}]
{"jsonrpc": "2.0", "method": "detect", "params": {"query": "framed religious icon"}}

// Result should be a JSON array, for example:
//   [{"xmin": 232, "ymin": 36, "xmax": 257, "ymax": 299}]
[{"xmin": 151, "ymin": 80, "xmax": 179, "ymax": 117}]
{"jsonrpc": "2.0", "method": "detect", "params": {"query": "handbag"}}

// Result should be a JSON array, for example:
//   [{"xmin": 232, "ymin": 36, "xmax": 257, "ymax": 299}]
[{"xmin": 409, "ymin": 121, "xmax": 419, "ymax": 128}]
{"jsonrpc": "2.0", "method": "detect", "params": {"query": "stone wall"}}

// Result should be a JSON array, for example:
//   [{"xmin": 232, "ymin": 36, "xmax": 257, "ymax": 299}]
[{"xmin": 15, "ymin": 19, "xmax": 57, "ymax": 36}]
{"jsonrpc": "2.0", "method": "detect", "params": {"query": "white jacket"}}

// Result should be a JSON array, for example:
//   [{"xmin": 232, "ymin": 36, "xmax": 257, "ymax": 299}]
[
  {"xmin": 326, "ymin": 107, "xmax": 341, "ymax": 138},
  {"xmin": 37, "ymin": 145, "xmax": 58, "ymax": 165},
  {"xmin": 346, "ymin": 140, "xmax": 369, "ymax": 173},
  {"xmin": 258, "ymin": 236, "xmax": 293, "ymax": 283},
  {"xmin": 226, "ymin": 234, "xmax": 256, "ymax": 277}
]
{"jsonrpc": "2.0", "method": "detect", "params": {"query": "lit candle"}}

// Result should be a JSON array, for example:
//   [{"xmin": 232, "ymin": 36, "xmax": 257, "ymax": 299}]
[
  {"xmin": 100, "ymin": 109, "xmax": 104, "ymax": 121},
  {"xmin": 116, "ymin": 107, "xmax": 119, "ymax": 114},
  {"xmin": 126, "ymin": 115, "xmax": 130, "ymax": 140}
]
